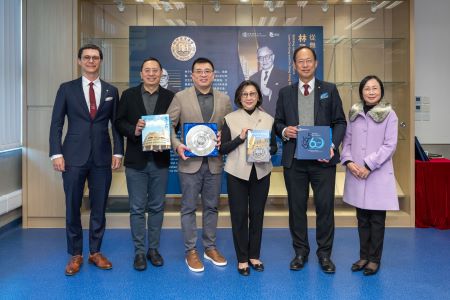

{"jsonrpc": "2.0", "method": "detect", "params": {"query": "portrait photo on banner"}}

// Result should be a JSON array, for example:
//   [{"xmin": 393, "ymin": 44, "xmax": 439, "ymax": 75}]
[{"xmin": 129, "ymin": 26, "xmax": 323, "ymax": 194}]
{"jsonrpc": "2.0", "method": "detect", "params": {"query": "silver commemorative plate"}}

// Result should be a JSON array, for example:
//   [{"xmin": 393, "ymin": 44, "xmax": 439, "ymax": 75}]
[{"xmin": 185, "ymin": 125, "xmax": 217, "ymax": 156}]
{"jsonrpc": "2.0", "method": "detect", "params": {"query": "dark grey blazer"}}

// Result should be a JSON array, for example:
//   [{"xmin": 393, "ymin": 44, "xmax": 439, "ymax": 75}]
[{"xmin": 115, "ymin": 84, "xmax": 175, "ymax": 169}]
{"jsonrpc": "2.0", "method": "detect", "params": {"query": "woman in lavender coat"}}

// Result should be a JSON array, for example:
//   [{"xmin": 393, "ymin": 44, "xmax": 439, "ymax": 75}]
[{"xmin": 341, "ymin": 75, "xmax": 398, "ymax": 276}]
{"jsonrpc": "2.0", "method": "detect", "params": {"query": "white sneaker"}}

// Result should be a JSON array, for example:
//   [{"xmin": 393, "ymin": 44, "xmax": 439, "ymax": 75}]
[
  {"xmin": 185, "ymin": 249, "xmax": 204, "ymax": 272},
  {"xmin": 204, "ymin": 249, "xmax": 227, "ymax": 266}
]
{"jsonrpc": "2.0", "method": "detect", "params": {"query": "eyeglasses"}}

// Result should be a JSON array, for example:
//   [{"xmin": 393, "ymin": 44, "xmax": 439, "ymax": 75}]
[
  {"xmin": 257, "ymin": 54, "xmax": 274, "ymax": 61},
  {"xmin": 193, "ymin": 69, "xmax": 213, "ymax": 75},
  {"xmin": 296, "ymin": 59, "xmax": 314, "ymax": 66},
  {"xmin": 82, "ymin": 55, "xmax": 101, "ymax": 62},
  {"xmin": 241, "ymin": 92, "xmax": 258, "ymax": 98},
  {"xmin": 363, "ymin": 87, "xmax": 379, "ymax": 93}
]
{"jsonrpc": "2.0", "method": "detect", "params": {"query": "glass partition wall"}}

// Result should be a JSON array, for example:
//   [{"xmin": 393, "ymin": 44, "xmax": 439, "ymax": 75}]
[{"xmin": 79, "ymin": 0, "xmax": 412, "ymax": 227}]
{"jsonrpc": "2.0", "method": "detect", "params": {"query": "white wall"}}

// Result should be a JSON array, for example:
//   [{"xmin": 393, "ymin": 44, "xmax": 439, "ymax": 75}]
[{"xmin": 415, "ymin": 0, "xmax": 450, "ymax": 144}]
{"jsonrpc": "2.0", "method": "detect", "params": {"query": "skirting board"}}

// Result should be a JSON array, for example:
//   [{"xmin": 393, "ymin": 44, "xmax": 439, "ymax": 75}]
[{"xmin": 25, "ymin": 210, "xmax": 413, "ymax": 229}]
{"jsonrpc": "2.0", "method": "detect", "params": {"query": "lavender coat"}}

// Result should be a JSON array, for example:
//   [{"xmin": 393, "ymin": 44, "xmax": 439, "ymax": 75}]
[{"xmin": 341, "ymin": 102, "xmax": 399, "ymax": 210}]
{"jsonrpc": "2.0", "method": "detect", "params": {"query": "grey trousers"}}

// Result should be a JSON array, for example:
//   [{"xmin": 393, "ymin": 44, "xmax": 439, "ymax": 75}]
[
  {"xmin": 179, "ymin": 161, "xmax": 222, "ymax": 252},
  {"xmin": 126, "ymin": 162, "xmax": 168, "ymax": 254}
]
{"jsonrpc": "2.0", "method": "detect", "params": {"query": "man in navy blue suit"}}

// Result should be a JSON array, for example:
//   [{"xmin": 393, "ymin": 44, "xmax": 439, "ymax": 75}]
[
  {"xmin": 274, "ymin": 46, "xmax": 346, "ymax": 274},
  {"xmin": 49, "ymin": 44, "xmax": 124, "ymax": 276}
]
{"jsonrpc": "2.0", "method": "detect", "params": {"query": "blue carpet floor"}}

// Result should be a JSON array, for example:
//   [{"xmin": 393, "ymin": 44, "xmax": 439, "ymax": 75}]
[{"xmin": 0, "ymin": 227, "xmax": 449, "ymax": 299}]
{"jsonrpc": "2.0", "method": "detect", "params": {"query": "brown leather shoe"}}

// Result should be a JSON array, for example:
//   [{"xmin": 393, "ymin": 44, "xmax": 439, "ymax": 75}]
[
  {"xmin": 65, "ymin": 255, "xmax": 83, "ymax": 276},
  {"xmin": 204, "ymin": 248, "xmax": 227, "ymax": 266},
  {"xmin": 88, "ymin": 252, "xmax": 112, "ymax": 270},
  {"xmin": 185, "ymin": 249, "xmax": 204, "ymax": 272}
]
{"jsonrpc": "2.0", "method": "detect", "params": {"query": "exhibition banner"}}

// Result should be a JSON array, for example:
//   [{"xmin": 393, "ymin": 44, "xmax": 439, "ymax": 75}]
[{"xmin": 130, "ymin": 26, "xmax": 323, "ymax": 194}]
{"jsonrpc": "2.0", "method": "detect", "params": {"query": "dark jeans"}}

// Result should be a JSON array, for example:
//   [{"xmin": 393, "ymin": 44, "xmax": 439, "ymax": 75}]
[{"xmin": 125, "ymin": 161, "xmax": 168, "ymax": 254}]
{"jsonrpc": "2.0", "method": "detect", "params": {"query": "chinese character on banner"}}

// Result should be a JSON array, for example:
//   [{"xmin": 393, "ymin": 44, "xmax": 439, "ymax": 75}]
[
  {"xmin": 298, "ymin": 34, "xmax": 307, "ymax": 43},
  {"xmin": 309, "ymin": 33, "xmax": 316, "ymax": 41}
]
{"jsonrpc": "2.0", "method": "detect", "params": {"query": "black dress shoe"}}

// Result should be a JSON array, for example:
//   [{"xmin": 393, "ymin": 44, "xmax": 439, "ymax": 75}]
[
  {"xmin": 238, "ymin": 267, "xmax": 250, "ymax": 276},
  {"xmin": 147, "ymin": 248, "xmax": 164, "ymax": 267},
  {"xmin": 319, "ymin": 257, "xmax": 336, "ymax": 274},
  {"xmin": 249, "ymin": 260, "xmax": 264, "ymax": 272},
  {"xmin": 134, "ymin": 253, "xmax": 147, "ymax": 271},
  {"xmin": 351, "ymin": 259, "xmax": 368, "ymax": 272},
  {"xmin": 290, "ymin": 255, "xmax": 308, "ymax": 271},
  {"xmin": 363, "ymin": 262, "xmax": 379, "ymax": 276}
]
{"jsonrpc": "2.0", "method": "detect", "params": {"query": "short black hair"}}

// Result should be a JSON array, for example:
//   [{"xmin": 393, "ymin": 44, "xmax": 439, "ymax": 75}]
[
  {"xmin": 293, "ymin": 46, "xmax": 317, "ymax": 62},
  {"xmin": 359, "ymin": 75, "xmax": 384, "ymax": 101},
  {"xmin": 234, "ymin": 80, "xmax": 263, "ymax": 109},
  {"xmin": 140, "ymin": 57, "xmax": 163, "ymax": 71},
  {"xmin": 191, "ymin": 57, "xmax": 214, "ymax": 72},
  {"xmin": 78, "ymin": 44, "xmax": 103, "ymax": 60}
]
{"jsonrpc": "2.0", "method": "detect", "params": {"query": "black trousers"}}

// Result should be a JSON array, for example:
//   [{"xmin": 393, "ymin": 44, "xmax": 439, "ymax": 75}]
[
  {"xmin": 62, "ymin": 156, "xmax": 112, "ymax": 256},
  {"xmin": 356, "ymin": 208, "xmax": 386, "ymax": 263},
  {"xmin": 284, "ymin": 160, "xmax": 336, "ymax": 258},
  {"xmin": 227, "ymin": 166, "xmax": 270, "ymax": 263}
]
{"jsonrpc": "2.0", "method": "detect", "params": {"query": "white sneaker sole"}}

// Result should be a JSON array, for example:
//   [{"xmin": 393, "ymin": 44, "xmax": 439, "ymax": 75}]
[
  {"xmin": 204, "ymin": 253, "xmax": 227, "ymax": 266},
  {"xmin": 185, "ymin": 259, "xmax": 204, "ymax": 272}
]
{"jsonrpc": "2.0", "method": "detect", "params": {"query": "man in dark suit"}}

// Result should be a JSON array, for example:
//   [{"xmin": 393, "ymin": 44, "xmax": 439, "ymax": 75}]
[
  {"xmin": 274, "ymin": 46, "xmax": 346, "ymax": 274},
  {"xmin": 49, "ymin": 44, "xmax": 124, "ymax": 276},
  {"xmin": 250, "ymin": 46, "xmax": 288, "ymax": 117},
  {"xmin": 115, "ymin": 58, "xmax": 174, "ymax": 271}
]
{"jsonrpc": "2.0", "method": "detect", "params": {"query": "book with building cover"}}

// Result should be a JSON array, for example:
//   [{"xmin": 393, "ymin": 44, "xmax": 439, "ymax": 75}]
[
  {"xmin": 247, "ymin": 130, "xmax": 271, "ymax": 163},
  {"xmin": 141, "ymin": 114, "xmax": 171, "ymax": 151}
]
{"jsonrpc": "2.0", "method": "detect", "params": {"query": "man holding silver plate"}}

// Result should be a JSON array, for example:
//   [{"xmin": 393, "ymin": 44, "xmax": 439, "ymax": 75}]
[{"xmin": 166, "ymin": 57, "xmax": 232, "ymax": 273}]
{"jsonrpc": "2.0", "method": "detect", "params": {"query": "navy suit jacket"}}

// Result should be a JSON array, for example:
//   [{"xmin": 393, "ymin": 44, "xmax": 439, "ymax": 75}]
[
  {"xmin": 49, "ymin": 77, "xmax": 124, "ymax": 167},
  {"xmin": 274, "ymin": 79, "xmax": 347, "ymax": 168},
  {"xmin": 250, "ymin": 68, "xmax": 288, "ymax": 117},
  {"xmin": 115, "ymin": 84, "xmax": 175, "ymax": 170}
]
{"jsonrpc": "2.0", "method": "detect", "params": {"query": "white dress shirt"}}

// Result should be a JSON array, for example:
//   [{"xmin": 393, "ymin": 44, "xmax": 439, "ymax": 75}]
[
  {"xmin": 299, "ymin": 78, "xmax": 315, "ymax": 96},
  {"xmin": 261, "ymin": 66, "xmax": 274, "ymax": 87},
  {"xmin": 82, "ymin": 76, "xmax": 101, "ymax": 110}
]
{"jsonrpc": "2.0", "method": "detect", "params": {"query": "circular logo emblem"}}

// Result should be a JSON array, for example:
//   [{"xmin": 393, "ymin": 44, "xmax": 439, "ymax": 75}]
[
  {"xmin": 171, "ymin": 36, "xmax": 196, "ymax": 61},
  {"xmin": 252, "ymin": 147, "xmax": 269, "ymax": 161},
  {"xmin": 185, "ymin": 125, "xmax": 216, "ymax": 156}
]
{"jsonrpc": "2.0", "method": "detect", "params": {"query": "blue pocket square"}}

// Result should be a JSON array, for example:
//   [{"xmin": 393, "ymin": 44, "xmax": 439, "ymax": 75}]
[{"xmin": 320, "ymin": 92, "xmax": 329, "ymax": 100}]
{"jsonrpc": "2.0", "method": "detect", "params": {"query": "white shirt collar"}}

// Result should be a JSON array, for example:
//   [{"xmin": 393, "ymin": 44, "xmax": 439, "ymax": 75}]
[
  {"xmin": 82, "ymin": 76, "xmax": 101, "ymax": 87},
  {"xmin": 299, "ymin": 78, "xmax": 315, "ymax": 93},
  {"xmin": 299, "ymin": 78, "xmax": 315, "ymax": 89},
  {"xmin": 263, "ymin": 65, "xmax": 274, "ymax": 76}
]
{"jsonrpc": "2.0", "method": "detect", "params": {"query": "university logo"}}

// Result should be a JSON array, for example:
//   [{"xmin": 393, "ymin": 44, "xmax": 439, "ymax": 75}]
[
  {"xmin": 171, "ymin": 36, "xmax": 196, "ymax": 61},
  {"xmin": 301, "ymin": 133, "xmax": 325, "ymax": 150},
  {"xmin": 269, "ymin": 32, "xmax": 280, "ymax": 37}
]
